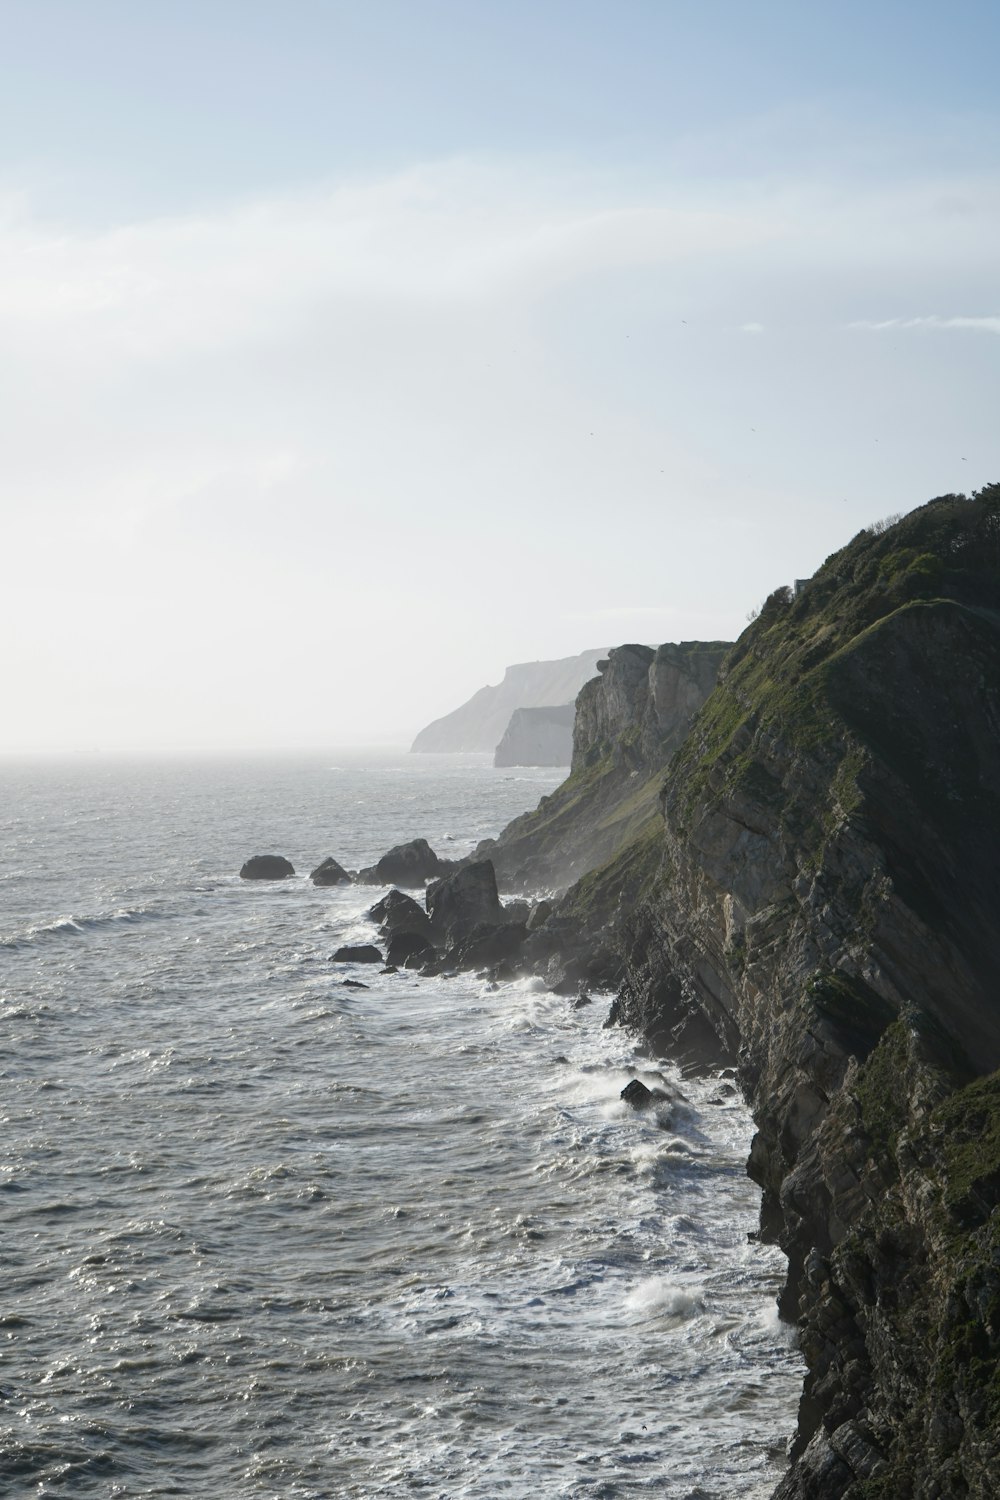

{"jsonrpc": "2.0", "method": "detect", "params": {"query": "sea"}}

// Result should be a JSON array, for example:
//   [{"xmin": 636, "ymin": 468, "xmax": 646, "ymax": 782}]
[{"xmin": 0, "ymin": 750, "xmax": 803, "ymax": 1499}]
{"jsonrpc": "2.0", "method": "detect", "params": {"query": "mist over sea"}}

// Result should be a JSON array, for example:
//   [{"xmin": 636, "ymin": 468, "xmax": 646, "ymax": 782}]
[{"xmin": 0, "ymin": 751, "xmax": 802, "ymax": 1497}]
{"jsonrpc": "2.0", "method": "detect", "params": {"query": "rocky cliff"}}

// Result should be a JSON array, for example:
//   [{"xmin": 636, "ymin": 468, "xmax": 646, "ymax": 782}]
[
  {"xmin": 494, "ymin": 703, "xmax": 576, "ymax": 767},
  {"xmin": 600, "ymin": 489, "xmax": 1000, "ymax": 1497},
  {"xmin": 410, "ymin": 648, "xmax": 608, "ymax": 753},
  {"xmin": 479, "ymin": 639, "xmax": 730, "ymax": 893}
]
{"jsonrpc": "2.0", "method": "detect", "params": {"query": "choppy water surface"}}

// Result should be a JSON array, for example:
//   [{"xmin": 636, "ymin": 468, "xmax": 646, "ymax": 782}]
[{"xmin": 0, "ymin": 752, "xmax": 802, "ymax": 1497}]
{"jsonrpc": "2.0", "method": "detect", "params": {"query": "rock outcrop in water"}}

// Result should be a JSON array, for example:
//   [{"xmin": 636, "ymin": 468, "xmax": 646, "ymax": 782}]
[
  {"xmin": 427, "ymin": 859, "xmax": 505, "ymax": 947},
  {"xmin": 521, "ymin": 488, "xmax": 1000, "ymax": 1498},
  {"xmin": 330, "ymin": 944, "xmax": 383, "ymax": 963},
  {"xmin": 310, "ymin": 856, "xmax": 351, "ymax": 886},
  {"xmin": 356, "ymin": 838, "xmax": 450, "ymax": 887},
  {"xmin": 240, "ymin": 854, "xmax": 295, "ymax": 880}
]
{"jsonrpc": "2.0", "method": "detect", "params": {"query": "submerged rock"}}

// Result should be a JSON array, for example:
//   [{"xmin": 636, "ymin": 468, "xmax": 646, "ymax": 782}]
[
  {"xmin": 330, "ymin": 944, "xmax": 383, "ymax": 964},
  {"xmin": 240, "ymin": 854, "xmax": 295, "ymax": 880},
  {"xmin": 310, "ymin": 856, "xmax": 351, "ymax": 886}
]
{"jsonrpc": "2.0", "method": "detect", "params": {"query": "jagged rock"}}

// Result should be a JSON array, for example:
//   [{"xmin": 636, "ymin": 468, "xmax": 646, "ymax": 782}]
[
  {"xmin": 310, "ymin": 856, "xmax": 351, "ymax": 886},
  {"xmin": 330, "ymin": 944, "xmax": 383, "ymax": 963},
  {"xmin": 368, "ymin": 888, "xmax": 433, "ymax": 939},
  {"xmin": 426, "ymin": 859, "xmax": 504, "ymax": 946},
  {"xmin": 356, "ymin": 838, "xmax": 447, "ymax": 887},
  {"xmin": 240, "ymin": 854, "xmax": 295, "ymax": 880},
  {"xmin": 341, "ymin": 979, "xmax": 369, "ymax": 990},
  {"xmin": 450, "ymin": 921, "xmax": 527, "ymax": 971},
  {"xmin": 526, "ymin": 900, "xmax": 553, "ymax": 930},
  {"xmin": 522, "ymin": 913, "xmax": 623, "ymax": 996},
  {"xmin": 502, "ymin": 899, "xmax": 531, "ymax": 925},
  {"xmin": 386, "ymin": 932, "xmax": 436, "ymax": 969},
  {"xmin": 621, "ymin": 1079, "xmax": 654, "ymax": 1109}
]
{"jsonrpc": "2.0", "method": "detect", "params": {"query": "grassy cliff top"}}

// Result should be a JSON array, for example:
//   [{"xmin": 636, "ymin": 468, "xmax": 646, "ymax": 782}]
[{"xmin": 674, "ymin": 484, "xmax": 1000, "ymax": 815}]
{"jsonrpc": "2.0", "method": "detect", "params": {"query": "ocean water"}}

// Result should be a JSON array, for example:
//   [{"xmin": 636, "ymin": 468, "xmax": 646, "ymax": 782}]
[{"xmin": 0, "ymin": 751, "xmax": 802, "ymax": 1498}]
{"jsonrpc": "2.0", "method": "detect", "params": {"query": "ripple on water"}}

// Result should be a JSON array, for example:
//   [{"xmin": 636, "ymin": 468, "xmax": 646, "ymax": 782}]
[{"xmin": 0, "ymin": 755, "xmax": 802, "ymax": 1496}]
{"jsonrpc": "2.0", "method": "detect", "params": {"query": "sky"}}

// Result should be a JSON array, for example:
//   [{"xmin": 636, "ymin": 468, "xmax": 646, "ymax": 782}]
[{"xmin": 3, "ymin": 0, "xmax": 999, "ymax": 753}]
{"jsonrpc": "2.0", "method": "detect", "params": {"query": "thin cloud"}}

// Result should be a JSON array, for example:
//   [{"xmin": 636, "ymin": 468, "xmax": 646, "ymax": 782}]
[
  {"xmin": 0, "ymin": 160, "xmax": 781, "ymax": 365},
  {"xmin": 850, "ymin": 314, "xmax": 1000, "ymax": 334}
]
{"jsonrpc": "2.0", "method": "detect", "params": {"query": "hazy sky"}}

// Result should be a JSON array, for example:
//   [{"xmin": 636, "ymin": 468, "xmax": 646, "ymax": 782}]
[{"xmin": 4, "ymin": 0, "xmax": 999, "ymax": 752}]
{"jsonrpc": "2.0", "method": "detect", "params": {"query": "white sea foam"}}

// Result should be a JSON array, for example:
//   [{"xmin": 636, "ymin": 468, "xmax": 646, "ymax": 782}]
[
  {"xmin": 0, "ymin": 751, "xmax": 802, "ymax": 1498},
  {"xmin": 624, "ymin": 1274, "xmax": 705, "ymax": 1320}
]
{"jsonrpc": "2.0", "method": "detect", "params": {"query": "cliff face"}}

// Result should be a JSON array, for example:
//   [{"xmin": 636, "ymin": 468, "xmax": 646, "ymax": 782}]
[
  {"xmin": 494, "ymin": 703, "xmax": 576, "ymax": 767},
  {"xmin": 573, "ymin": 640, "xmax": 727, "ymax": 773},
  {"xmin": 607, "ymin": 490, "xmax": 1000, "ymax": 1497},
  {"xmin": 410, "ymin": 649, "xmax": 608, "ymax": 753},
  {"xmin": 480, "ymin": 640, "xmax": 730, "ymax": 893}
]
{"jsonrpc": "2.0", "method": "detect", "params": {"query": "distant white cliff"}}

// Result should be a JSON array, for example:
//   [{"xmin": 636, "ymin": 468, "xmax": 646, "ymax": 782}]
[
  {"xmin": 494, "ymin": 704, "xmax": 577, "ymax": 767},
  {"xmin": 410, "ymin": 649, "xmax": 608, "ymax": 754}
]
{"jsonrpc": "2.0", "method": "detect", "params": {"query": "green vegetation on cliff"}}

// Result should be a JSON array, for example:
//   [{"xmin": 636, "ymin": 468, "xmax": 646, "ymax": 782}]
[
  {"xmin": 675, "ymin": 485, "xmax": 1000, "ymax": 830},
  {"xmin": 556, "ymin": 484, "xmax": 1000, "ymax": 1498},
  {"xmin": 485, "ymin": 638, "xmax": 729, "ymax": 895}
]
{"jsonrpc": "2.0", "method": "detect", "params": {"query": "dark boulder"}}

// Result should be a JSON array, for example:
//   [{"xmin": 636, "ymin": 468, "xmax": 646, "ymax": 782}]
[
  {"xmin": 527, "ymin": 899, "xmax": 553, "ymax": 931},
  {"xmin": 310, "ymin": 856, "xmax": 351, "ymax": 886},
  {"xmin": 450, "ymin": 921, "xmax": 527, "ymax": 971},
  {"xmin": 386, "ymin": 932, "xmax": 436, "ymax": 969},
  {"xmin": 330, "ymin": 944, "xmax": 383, "ymax": 964},
  {"xmin": 621, "ymin": 1079, "xmax": 654, "ymax": 1109},
  {"xmin": 427, "ymin": 859, "xmax": 504, "ymax": 946},
  {"xmin": 240, "ymin": 854, "xmax": 295, "ymax": 880},
  {"xmin": 368, "ymin": 888, "xmax": 433, "ymax": 940},
  {"xmin": 356, "ymin": 838, "xmax": 446, "ymax": 887},
  {"xmin": 523, "ymin": 914, "xmax": 623, "ymax": 996},
  {"xmin": 502, "ymin": 898, "xmax": 531, "ymax": 925},
  {"xmin": 341, "ymin": 979, "xmax": 369, "ymax": 990}
]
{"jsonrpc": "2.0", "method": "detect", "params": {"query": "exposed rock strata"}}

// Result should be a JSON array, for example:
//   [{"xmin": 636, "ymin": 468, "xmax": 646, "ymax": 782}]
[
  {"xmin": 600, "ymin": 491, "xmax": 1000, "ymax": 1497},
  {"xmin": 479, "ymin": 639, "xmax": 729, "ymax": 893}
]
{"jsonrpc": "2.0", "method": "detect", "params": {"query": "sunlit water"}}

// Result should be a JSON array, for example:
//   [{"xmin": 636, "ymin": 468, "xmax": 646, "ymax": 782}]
[{"xmin": 0, "ymin": 752, "xmax": 802, "ymax": 1497}]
